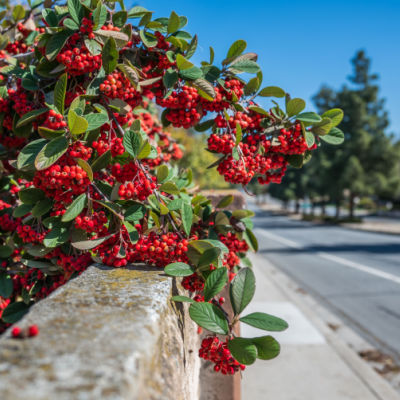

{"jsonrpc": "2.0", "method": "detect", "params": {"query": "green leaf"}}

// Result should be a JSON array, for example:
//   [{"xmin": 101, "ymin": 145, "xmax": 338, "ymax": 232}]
[
  {"xmin": 125, "ymin": 203, "xmax": 146, "ymax": 222},
  {"xmin": 240, "ymin": 312, "xmax": 289, "ymax": 332},
  {"xmin": 189, "ymin": 302, "xmax": 228, "ymax": 334},
  {"xmin": 117, "ymin": 63, "xmax": 139, "ymax": 86},
  {"xmin": 193, "ymin": 78, "xmax": 215, "ymax": 100},
  {"xmin": 312, "ymin": 117, "xmax": 333, "ymax": 136},
  {"xmin": 76, "ymin": 158, "xmax": 93, "ymax": 181},
  {"xmin": 243, "ymin": 228, "xmax": 258, "ymax": 252},
  {"xmin": 181, "ymin": 203, "xmax": 193, "ymax": 237},
  {"xmin": 229, "ymin": 59, "xmax": 260, "ymax": 74},
  {"xmin": 296, "ymin": 112, "xmax": 322, "ymax": 123},
  {"xmin": 248, "ymin": 105, "xmax": 270, "ymax": 116},
  {"xmin": 16, "ymin": 108, "xmax": 48, "ymax": 128},
  {"xmin": 85, "ymin": 39, "xmax": 102, "ymax": 55},
  {"xmin": 54, "ymin": 73, "xmax": 67, "ymax": 114},
  {"xmin": 179, "ymin": 66, "xmax": 203, "ymax": 81},
  {"xmin": 171, "ymin": 295, "xmax": 195, "ymax": 303},
  {"xmin": 244, "ymin": 77, "xmax": 260, "ymax": 96},
  {"xmin": 287, "ymin": 154, "xmax": 304, "ymax": 168},
  {"xmin": 137, "ymin": 141, "xmax": 151, "ymax": 159},
  {"xmin": 252, "ymin": 336, "xmax": 280, "ymax": 360},
  {"xmin": 163, "ymin": 68, "xmax": 179, "ymax": 89},
  {"xmin": 228, "ymin": 337, "xmax": 258, "ymax": 365},
  {"xmin": 176, "ymin": 53, "xmax": 194, "ymax": 70},
  {"xmin": 46, "ymin": 30, "xmax": 72, "ymax": 61},
  {"xmin": 235, "ymin": 122, "xmax": 242, "ymax": 145},
  {"xmin": 93, "ymin": 2, "xmax": 107, "ymax": 30},
  {"xmin": 156, "ymin": 165, "xmax": 169, "ymax": 183},
  {"xmin": 102, "ymin": 37, "xmax": 118, "ymax": 74},
  {"xmin": 17, "ymin": 138, "xmax": 47, "ymax": 169},
  {"xmin": 0, "ymin": 246, "xmax": 13, "ymax": 258},
  {"xmin": 198, "ymin": 247, "xmax": 221, "ymax": 269},
  {"xmin": 164, "ymin": 262, "xmax": 194, "ymax": 277},
  {"xmin": 68, "ymin": 0, "xmax": 83, "ymax": 25},
  {"xmin": 43, "ymin": 226, "xmax": 69, "ymax": 248},
  {"xmin": 230, "ymin": 267, "xmax": 256, "ymax": 315},
  {"xmin": 160, "ymin": 181, "xmax": 180, "ymax": 195},
  {"xmin": 204, "ymin": 268, "xmax": 228, "ymax": 301},
  {"xmin": 0, "ymin": 274, "xmax": 13, "ymax": 299},
  {"xmin": 186, "ymin": 34, "xmax": 198, "ymax": 59},
  {"xmin": 227, "ymin": 39, "xmax": 247, "ymax": 59},
  {"xmin": 63, "ymin": 18, "xmax": 79, "ymax": 30},
  {"xmin": 62, "ymin": 193, "xmax": 87, "ymax": 222},
  {"xmin": 168, "ymin": 11, "xmax": 180, "ymax": 34},
  {"xmin": 286, "ymin": 98, "xmax": 306, "ymax": 117},
  {"xmin": 85, "ymin": 113, "xmax": 108, "ymax": 131},
  {"xmin": 123, "ymin": 220, "xmax": 139, "ymax": 243},
  {"xmin": 320, "ymin": 127, "xmax": 345, "ymax": 145},
  {"xmin": 68, "ymin": 109, "xmax": 88, "ymax": 135},
  {"xmin": 216, "ymin": 195, "xmax": 234, "ymax": 209},
  {"xmin": 322, "ymin": 108, "xmax": 343, "ymax": 127},
  {"xmin": 304, "ymin": 130, "xmax": 315, "ymax": 148},
  {"xmin": 91, "ymin": 150, "xmax": 111, "ymax": 172},
  {"xmin": 13, "ymin": 204, "xmax": 33, "ymax": 218},
  {"xmin": 35, "ymin": 136, "xmax": 69, "ymax": 170},
  {"xmin": 123, "ymin": 130, "xmax": 141, "ymax": 158},
  {"xmin": 18, "ymin": 188, "xmax": 45, "ymax": 204},
  {"xmin": 1, "ymin": 301, "xmax": 30, "ymax": 323},
  {"xmin": 139, "ymin": 30, "xmax": 158, "ymax": 48},
  {"xmin": 112, "ymin": 11, "xmax": 128, "ymax": 28},
  {"xmin": 258, "ymin": 86, "xmax": 285, "ymax": 98},
  {"xmin": 71, "ymin": 234, "xmax": 112, "ymax": 250},
  {"xmin": 31, "ymin": 198, "xmax": 53, "ymax": 217},
  {"xmin": 12, "ymin": 5, "xmax": 26, "ymax": 21}
]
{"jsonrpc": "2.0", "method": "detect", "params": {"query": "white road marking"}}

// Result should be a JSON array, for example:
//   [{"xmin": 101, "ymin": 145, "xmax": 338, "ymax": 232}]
[{"xmin": 256, "ymin": 229, "xmax": 400, "ymax": 285}]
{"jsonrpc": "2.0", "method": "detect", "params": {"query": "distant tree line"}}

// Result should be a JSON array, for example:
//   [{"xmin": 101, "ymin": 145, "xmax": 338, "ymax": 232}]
[{"xmin": 268, "ymin": 50, "xmax": 400, "ymax": 218}]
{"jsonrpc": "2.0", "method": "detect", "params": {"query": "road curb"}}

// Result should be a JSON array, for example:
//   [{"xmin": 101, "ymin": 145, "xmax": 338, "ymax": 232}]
[{"xmin": 251, "ymin": 253, "xmax": 400, "ymax": 400}]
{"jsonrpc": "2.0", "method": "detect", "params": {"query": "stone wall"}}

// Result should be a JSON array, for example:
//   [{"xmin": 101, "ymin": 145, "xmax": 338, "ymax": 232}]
[{"xmin": 0, "ymin": 265, "xmax": 201, "ymax": 400}]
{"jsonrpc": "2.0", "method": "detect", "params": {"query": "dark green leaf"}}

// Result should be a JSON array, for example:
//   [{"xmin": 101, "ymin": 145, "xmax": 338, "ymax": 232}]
[
  {"xmin": 0, "ymin": 274, "xmax": 13, "ymax": 299},
  {"xmin": 160, "ymin": 181, "xmax": 180, "ymax": 195},
  {"xmin": 296, "ymin": 112, "xmax": 322, "ymax": 123},
  {"xmin": 240, "ymin": 312, "xmax": 289, "ymax": 332},
  {"xmin": 16, "ymin": 108, "xmax": 48, "ymax": 128},
  {"xmin": 179, "ymin": 66, "xmax": 203, "ymax": 80},
  {"xmin": 1, "ymin": 301, "xmax": 30, "ymax": 323},
  {"xmin": 71, "ymin": 234, "xmax": 112, "ymax": 250},
  {"xmin": 163, "ymin": 68, "xmax": 179, "ymax": 89},
  {"xmin": 252, "ymin": 336, "xmax": 280, "ymax": 360},
  {"xmin": 31, "ymin": 198, "xmax": 53, "ymax": 217},
  {"xmin": 17, "ymin": 138, "xmax": 47, "ymax": 169},
  {"xmin": 13, "ymin": 204, "xmax": 33, "ymax": 218},
  {"xmin": 91, "ymin": 150, "xmax": 111, "ymax": 172},
  {"xmin": 227, "ymin": 39, "xmax": 247, "ymax": 59},
  {"xmin": 112, "ymin": 11, "xmax": 128, "ymax": 28},
  {"xmin": 228, "ymin": 337, "xmax": 258, "ymax": 365},
  {"xmin": 46, "ymin": 30, "xmax": 72, "ymax": 61},
  {"xmin": 54, "ymin": 73, "xmax": 67, "ymax": 115},
  {"xmin": 0, "ymin": 246, "xmax": 13, "ymax": 258},
  {"xmin": 189, "ymin": 302, "xmax": 228, "ymax": 334},
  {"xmin": 62, "ymin": 193, "xmax": 87, "ymax": 222},
  {"xmin": 229, "ymin": 59, "xmax": 260, "ymax": 74},
  {"xmin": 123, "ymin": 130, "xmax": 141, "ymax": 158},
  {"xmin": 35, "ymin": 136, "xmax": 69, "ymax": 170},
  {"xmin": 204, "ymin": 268, "xmax": 228, "ymax": 301},
  {"xmin": 125, "ymin": 203, "xmax": 146, "ymax": 222},
  {"xmin": 181, "ymin": 203, "xmax": 193, "ymax": 237},
  {"xmin": 43, "ymin": 226, "xmax": 69, "ymax": 248},
  {"xmin": 102, "ymin": 37, "xmax": 118, "ymax": 74},
  {"xmin": 18, "ymin": 188, "xmax": 45, "ymax": 204},
  {"xmin": 230, "ymin": 267, "xmax": 256, "ymax": 315},
  {"xmin": 67, "ymin": 0, "xmax": 83, "ymax": 24},
  {"xmin": 85, "ymin": 113, "xmax": 109, "ymax": 131}
]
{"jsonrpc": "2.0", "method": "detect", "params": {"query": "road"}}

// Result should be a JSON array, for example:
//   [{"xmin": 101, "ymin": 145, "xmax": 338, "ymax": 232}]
[{"xmin": 251, "ymin": 206, "xmax": 400, "ymax": 361}]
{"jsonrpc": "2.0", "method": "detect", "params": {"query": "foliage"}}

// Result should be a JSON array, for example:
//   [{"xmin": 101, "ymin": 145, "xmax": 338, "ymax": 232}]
[
  {"xmin": 270, "ymin": 50, "xmax": 400, "ymax": 217},
  {"xmin": 0, "ymin": 0, "xmax": 342, "ymax": 374}
]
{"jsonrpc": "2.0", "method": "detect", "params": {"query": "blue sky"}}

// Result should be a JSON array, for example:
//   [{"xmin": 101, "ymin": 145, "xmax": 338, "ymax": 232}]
[{"xmin": 136, "ymin": 0, "xmax": 400, "ymax": 135}]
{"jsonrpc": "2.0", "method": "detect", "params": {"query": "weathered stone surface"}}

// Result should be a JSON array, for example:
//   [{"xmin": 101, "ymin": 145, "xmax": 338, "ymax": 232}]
[{"xmin": 0, "ymin": 264, "xmax": 200, "ymax": 400}]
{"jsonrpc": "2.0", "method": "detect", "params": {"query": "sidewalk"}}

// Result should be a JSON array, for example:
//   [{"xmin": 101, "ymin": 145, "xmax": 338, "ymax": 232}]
[{"xmin": 242, "ymin": 254, "xmax": 400, "ymax": 400}]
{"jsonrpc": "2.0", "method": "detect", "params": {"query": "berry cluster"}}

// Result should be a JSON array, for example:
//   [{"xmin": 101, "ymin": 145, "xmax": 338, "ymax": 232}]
[{"xmin": 199, "ymin": 337, "xmax": 246, "ymax": 375}]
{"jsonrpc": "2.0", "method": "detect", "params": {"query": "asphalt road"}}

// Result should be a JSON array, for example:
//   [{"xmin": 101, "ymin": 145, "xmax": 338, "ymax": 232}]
[{"xmin": 251, "ymin": 206, "xmax": 400, "ymax": 361}]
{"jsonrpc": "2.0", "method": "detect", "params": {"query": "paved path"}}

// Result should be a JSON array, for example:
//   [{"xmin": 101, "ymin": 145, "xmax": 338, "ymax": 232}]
[{"xmin": 250, "ymin": 206, "xmax": 400, "ymax": 361}]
